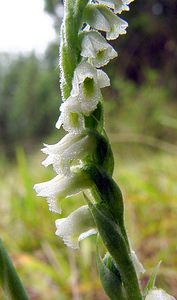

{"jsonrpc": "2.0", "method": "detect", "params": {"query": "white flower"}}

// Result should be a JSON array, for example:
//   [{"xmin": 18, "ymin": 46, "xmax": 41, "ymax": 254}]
[
  {"xmin": 97, "ymin": 0, "xmax": 131, "ymax": 14},
  {"xmin": 71, "ymin": 61, "xmax": 110, "ymax": 115},
  {"xmin": 145, "ymin": 289, "xmax": 176, "ymax": 300},
  {"xmin": 131, "ymin": 250, "xmax": 145, "ymax": 278},
  {"xmin": 55, "ymin": 205, "xmax": 97, "ymax": 249},
  {"xmin": 56, "ymin": 97, "xmax": 85, "ymax": 133},
  {"xmin": 81, "ymin": 30, "xmax": 117, "ymax": 67},
  {"xmin": 33, "ymin": 171, "xmax": 92, "ymax": 213},
  {"xmin": 84, "ymin": 4, "xmax": 128, "ymax": 40},
  {"xmin": 42, "ymin": 132, "xmax": 96, "ymax": 176}
]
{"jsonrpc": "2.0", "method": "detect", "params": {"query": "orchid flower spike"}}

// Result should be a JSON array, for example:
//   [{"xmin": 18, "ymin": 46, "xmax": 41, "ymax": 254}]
[{"xmin": 34, "ymin": 1, "xmax": 174, "ymax": 299}]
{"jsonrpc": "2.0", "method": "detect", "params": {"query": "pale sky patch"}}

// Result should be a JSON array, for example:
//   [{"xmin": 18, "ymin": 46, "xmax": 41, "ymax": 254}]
[{"xmin": 0, "ymin": 0, "xmax": 56, "ymax": 54}]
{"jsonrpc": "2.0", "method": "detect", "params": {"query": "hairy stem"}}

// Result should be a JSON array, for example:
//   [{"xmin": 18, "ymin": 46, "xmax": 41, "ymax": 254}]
[{"xmin": 60, "ymin": 0, "xmax": 89, "ymax": 100}]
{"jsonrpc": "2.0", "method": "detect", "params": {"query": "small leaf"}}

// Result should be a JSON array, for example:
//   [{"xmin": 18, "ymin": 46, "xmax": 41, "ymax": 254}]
[
  {"xmin": 0, "ymin": 239, "xmax": 29, "ymax": 300},
  {"xmin": 144, "ymin": 261, "xmax": 162, "ymax": 296}
]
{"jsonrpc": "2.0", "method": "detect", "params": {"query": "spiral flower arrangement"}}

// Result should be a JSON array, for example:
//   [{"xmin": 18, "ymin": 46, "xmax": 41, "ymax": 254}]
[{"xmin": 34, "ymin": 1, "xmax": 176, "ymax": 299}]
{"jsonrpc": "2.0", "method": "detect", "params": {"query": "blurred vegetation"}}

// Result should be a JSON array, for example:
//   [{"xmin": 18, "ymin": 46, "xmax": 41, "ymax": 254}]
[
  {"xmin": 0, "ymin": 46, "xmax": 59, "ymax": 156},
  {"xmin": 0, "ymin": 0, "xmax": 177, "ymax": 299}
]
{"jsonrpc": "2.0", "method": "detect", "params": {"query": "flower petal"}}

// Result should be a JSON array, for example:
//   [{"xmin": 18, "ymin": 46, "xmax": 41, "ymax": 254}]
[
  {"xmin": 71, "ymin": 62, "xmax": 97, "ymax": 97},
  {"xmin": 34, "ymin": 171, "xmax": 92, "ymax": 212},
  {"xmin": 42, "ymin": 133, "xmax": 82, "ymax": 155},
  {"xmin": 84, "ymin": 4, "xmax": 110, "ymax": 33},
  {"xmin": 56, "ymin": 97, "xmax": 85, "ymax": 133},
  {"xmin": 79, "ymin": 81, "xmax": 102, "ymax": 115},
  {"xmin": 34, "ymin": 175, "xmax": 65, "ymax": 198},
  {"xmin": 97, "ymin": 69, "xmax": 110, "ymax": 88},
  {"xmin": 47, "ymin": 196, "xmax": 61, "ymax": 214}
]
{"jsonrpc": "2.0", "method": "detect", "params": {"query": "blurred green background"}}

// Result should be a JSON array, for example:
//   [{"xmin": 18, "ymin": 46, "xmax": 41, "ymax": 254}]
[{"xmin": 0, "ymin": 0, "xmax": 177, "ymax": 299}]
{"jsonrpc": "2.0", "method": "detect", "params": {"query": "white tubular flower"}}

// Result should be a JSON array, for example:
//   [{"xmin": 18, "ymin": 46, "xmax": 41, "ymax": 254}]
[
  {"xmin": 56, "ymin": 97, "xmax": 85, "ymax": 133},
  {"xmin": 85, "ymin": 4, "xmax": 128, "ymax": 40},
  {"xmin": 81, "ymin": 30, "xmax": 117, "ymax": 68},
  {"xmin": 34, "ymin": 171, "xmax": 92, "ymax": 213},
  {"xmin": 145, "ymin": 289, "xmax": 176, "ymax": 300},
  {"xmin": 55, "ymin": 205, "xmax": 97, "ymax": 249},
  {"xmin": 42, "ymin": 132, "xmax": 96, "ymax": 176},
  {"xmin": 131, "ymin": 250, "xmax": 145, "ymax": 278},
  {"xmin": 71, "ymin": 61, "xmax": 110, "ymax": 115}
]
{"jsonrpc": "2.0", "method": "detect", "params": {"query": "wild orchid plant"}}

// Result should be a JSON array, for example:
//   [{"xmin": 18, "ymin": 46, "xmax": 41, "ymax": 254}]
[{"xmin": 33, "ymin": 1, "xmax": 176, "ymax": 299}]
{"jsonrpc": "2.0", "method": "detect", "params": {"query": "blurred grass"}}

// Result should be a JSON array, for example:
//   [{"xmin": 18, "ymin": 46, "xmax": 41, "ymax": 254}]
[{"xmin": 0, "ymin": 141, "xmax": 176, "ymax": 299}]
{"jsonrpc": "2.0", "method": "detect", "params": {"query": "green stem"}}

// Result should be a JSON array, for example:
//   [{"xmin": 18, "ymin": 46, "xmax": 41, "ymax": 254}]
[{"xmin": 0, "ymin": 239, "xmax": 29, "ymax": 300}]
